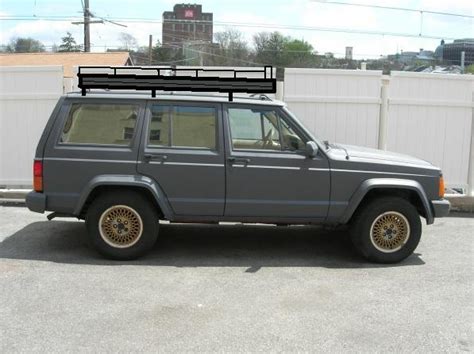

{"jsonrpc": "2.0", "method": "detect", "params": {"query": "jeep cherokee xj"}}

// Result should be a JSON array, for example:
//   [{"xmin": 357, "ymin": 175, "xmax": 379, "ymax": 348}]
[{"xmin": 26, "ymin": 91, "xmax": 450, "ymax": 263}]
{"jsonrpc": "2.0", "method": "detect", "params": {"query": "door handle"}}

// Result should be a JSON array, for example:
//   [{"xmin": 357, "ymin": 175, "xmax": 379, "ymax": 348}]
[
  {"xmin": 228, "ymin": 157, "xmax": 250, "ymax": 165},
  {"xmin": 144, "ymin": 153, "xmax": 168, "ymax": 162}
]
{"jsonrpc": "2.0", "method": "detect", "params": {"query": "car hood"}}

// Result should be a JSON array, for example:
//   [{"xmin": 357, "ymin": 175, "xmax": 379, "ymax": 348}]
[{"xmin": 331, "ymin": 143, "xmax": 436, "ymax": 169}]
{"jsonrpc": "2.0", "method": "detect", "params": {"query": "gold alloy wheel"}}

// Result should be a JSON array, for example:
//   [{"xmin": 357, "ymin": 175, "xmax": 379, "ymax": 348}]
[
  {"xmin": 369, "ymin": 211, "xmax": 410, "ymax": 253},
  {"xmin": 98, "ymin": 205, "xmax": 143, "ymax": 248}
]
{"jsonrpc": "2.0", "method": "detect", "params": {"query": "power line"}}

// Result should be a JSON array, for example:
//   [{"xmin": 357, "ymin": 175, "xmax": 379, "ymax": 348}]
[
  {"xmin": 0, "ymin": 15, "xmax": 464, "ymax": 41},
  {"xmin": 311, "ymin": 0, "xmax": 474, "ymax": 19}
]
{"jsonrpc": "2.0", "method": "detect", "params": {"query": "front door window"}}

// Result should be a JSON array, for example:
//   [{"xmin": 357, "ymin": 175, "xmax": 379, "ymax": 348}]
[{"xmin": 228, "ymin": 107, "xmax": 306, "ymax": 152}]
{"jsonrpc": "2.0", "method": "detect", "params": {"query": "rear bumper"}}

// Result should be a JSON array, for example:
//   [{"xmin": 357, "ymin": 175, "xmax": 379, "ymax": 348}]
[
  {"xmin": 431, "ymin": 199, "xmax": 450, "ymax": 218},
  {"xmin": 26, "ymin": 191, "xmax": 46, "ymax": 213}
]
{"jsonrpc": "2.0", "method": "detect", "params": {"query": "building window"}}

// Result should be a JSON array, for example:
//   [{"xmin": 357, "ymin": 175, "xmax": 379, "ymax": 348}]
[
  {"xmin": 123, "ymin": 127, "xmax": 134, "ymax": 140},
  {"xmin": 150, "ymin": 129, "xmax": 161, "ymax": 141}
]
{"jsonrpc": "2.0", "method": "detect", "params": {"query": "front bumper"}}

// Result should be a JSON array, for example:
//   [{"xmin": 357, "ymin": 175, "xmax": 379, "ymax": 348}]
[
  {"xmin": 431, "ymin": 199, "xmax": 451, "ymax": 218},
  {"xmin": 26, "ymin": 191, "xmax": 46, "ymax": 213}
]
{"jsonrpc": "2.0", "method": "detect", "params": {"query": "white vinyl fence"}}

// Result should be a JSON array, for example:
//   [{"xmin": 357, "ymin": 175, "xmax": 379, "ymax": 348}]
[
  {"xmin": 1, "ymin": 65, "xmax": 473, "ymax": 193},
  {"xmin": 386, "ymin": 72, "xmax": 473, "ymax": 189},
  {"xmin": 284, "ymin": 69, "xmax": 382, "ymax": 148},
  {"xmin": 284, "ymin": 68, "xmax": 474, "ymax": 192},
  {"xmin": 0, "ymin": 66, "xmax": 63, "ymax": 187}
]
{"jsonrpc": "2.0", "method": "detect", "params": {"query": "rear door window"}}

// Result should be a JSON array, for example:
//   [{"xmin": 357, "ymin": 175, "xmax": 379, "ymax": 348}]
[
  {"xmin": 148, "ymin": 104, "xmax": 217, "ymax": 149},
  {"xmin": 61, "ymin": 103, "xmax": 139, "ymax": 146}
]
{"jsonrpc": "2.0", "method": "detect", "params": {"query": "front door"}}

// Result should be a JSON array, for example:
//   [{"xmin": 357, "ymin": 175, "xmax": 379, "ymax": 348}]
[
  {"xmin": 224, "ymin": 104, "xmax": 330, "ymax": 221},
  {"xmin": 137, "ymin": 101, "xmax": 225, "ymax": 216}
]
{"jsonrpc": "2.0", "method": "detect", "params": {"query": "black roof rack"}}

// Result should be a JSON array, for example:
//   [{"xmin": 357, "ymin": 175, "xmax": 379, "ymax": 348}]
[{"xmin": 77, "ymin": 66, "xmax": 276, "ymax": 101}]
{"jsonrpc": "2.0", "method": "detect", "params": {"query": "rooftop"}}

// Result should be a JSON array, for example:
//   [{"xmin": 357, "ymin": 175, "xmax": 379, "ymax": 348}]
[{"xmin": 0, "ymin": 52, "xmax": 132, "ymax": 78}]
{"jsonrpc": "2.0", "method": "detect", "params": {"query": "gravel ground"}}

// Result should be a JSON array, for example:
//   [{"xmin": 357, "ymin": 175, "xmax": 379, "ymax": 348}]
[{"xmin": 0, "ymin": 206, "xmax": 472, "ymax": 352}]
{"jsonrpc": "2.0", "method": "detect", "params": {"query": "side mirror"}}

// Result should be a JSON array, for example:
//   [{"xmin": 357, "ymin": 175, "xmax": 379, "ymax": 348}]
[{"xmin": 305, "ymin": 141, "xmax": 318, "ymax": 158}]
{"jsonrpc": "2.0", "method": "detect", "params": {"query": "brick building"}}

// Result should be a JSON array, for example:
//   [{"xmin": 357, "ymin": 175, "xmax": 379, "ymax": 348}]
[{"xmin": 162, "ymin": 4, "xmax": 213, "ymax": 47}]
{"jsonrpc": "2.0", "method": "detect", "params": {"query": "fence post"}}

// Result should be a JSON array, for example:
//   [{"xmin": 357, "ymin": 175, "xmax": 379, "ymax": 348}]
[
  {"xmin": 378, "ymin": 76, "xmax": 390, "ymax": 150},
  {"xmin": 468, "ymin": 90, "xmax": 474, "ymax": 196},
  {"xmin": 276, "ymin": 81, "xmax": 284, "ymax": 101}
]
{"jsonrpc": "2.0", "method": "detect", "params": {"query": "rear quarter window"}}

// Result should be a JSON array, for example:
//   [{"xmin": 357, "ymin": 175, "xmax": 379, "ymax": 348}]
[{"xmin": 60, "ymin": 103, "xmax": 139, "ymax": 146}]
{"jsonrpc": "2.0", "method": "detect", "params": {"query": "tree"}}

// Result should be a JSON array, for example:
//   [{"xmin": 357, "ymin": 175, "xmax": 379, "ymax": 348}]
[
  {"xmin": 213, "ymin": 28, "xmax": 249, "ymax": 65},
  {"xmin": 58, "ymin": 32, "xmax": 82, "ymax": 52},
  {"xmin": 283, "ymin": 38, "xmax": 315, "ymax": 67},
  {"xmin": 253, "ymin": 31, "xmax": 287, "ymax": 66},
  {"xmin": 118, "ymin": 33, "xmax": 138, "ymax": 51},
  {"xmin": 253, "ymin": 31, "xmax": 316, "ymax": 67},
  {"xmin": 151, "ymin": 40, "xmax": 184, "ymax": 64},
  {"xmin": 6, "ymin": 37, "xmax": 45, "ymax": 53}
]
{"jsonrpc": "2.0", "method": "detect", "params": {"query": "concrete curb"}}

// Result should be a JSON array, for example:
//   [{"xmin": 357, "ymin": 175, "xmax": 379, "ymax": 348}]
[
  {"xmin": 446, "ymin": 195, "xmax": 474, "ymax": 213},
  {"xmin": 0, "ymin": 189, "xmax": 29, "ymax": 199}
]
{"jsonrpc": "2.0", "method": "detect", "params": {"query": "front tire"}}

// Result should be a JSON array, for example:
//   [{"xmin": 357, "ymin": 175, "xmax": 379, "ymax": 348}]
[
  {"xmin": 350, "ymin": 197, "xmax": 422, "ymax": 263},
  {"xmin": 85, "ymin": 190, "xmax": 159, "ymax": 260}
]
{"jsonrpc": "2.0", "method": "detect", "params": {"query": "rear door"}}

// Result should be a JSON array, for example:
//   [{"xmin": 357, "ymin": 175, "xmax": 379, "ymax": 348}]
[
  {"xmin": 223, "ymin": 103, "xmax": 330, "ymax": 220},
  {"xmin": 43, "ymin": 98, "xmax": 145, "ymax": 214},
  {"xmin": 137, "ymin": 100, "xmax": 225, "ymax": 216}
]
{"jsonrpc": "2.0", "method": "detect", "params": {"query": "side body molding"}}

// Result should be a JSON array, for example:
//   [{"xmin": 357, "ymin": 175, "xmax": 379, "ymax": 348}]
[
  {"xmin": 340, "ymin": 178, "xmax": 434, "ymax": 225},
  {"xmin": 73, "ymin": 174, "xmax": 173, "ymax": 219}
]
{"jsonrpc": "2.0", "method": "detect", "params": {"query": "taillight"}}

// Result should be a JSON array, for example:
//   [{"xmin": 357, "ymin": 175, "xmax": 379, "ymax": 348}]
[
  {"xmin": 33, "ymin": 160, "xmax": 43, "ymax": 192},
  {"xmin": 438, "ymin": 175, "xmax": 445, "ymax": 199}
]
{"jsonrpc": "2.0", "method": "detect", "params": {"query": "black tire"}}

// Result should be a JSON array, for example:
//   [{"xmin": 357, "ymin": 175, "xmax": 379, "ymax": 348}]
[
  {"xmin": 85, "ymin": 190, "xmax": 159, "ymax": 260},
  {"xmin": 350, "ymin": 197, "xmax": 422, "ymax": 263}
]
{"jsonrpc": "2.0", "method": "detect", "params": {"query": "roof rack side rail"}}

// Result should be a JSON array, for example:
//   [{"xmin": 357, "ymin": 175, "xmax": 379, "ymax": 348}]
[{"xmin": 77, "ymin": 66, "xmax": 276, "ymax": 101}]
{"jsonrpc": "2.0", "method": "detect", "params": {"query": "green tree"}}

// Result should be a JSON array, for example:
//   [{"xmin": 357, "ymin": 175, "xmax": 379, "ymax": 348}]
[
  {"xmin": 283, "ymin": 38, "xmax": 315, "ymax": 67},
  {"xmin": 6, "ymin": 37, "xmax": 45, "ymax": 53},
  {"xmin": 58, "ymin": 32, "xmax": 82, "ymax": 52},
  {"xmin": 253, "ymin": 31, "xmax": 316, "ymax": 67}
]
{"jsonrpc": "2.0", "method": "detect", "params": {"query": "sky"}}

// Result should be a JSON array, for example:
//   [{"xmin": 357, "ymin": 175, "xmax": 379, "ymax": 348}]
[{"xmin": 0, "ymin": 0, "xmax": 473, "ymax": 59}]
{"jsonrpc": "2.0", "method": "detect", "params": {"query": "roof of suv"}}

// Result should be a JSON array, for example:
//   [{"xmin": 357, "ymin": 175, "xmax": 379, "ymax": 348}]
[{"xmin": 65, "ymin": 91, "xmax": 285, "ymax": 106}]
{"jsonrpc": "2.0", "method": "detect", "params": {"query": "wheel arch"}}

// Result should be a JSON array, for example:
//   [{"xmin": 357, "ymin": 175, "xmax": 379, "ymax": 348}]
[
  {"xmin": 341, "ymin": 178, "xmax": 434, "ymax": 225},
  {"xmin": 73, "ymin": 175, "xmax": 173, "ymax": 220}
]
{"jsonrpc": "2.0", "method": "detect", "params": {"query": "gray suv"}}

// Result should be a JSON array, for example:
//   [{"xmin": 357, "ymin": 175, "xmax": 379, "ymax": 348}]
[{"xmin": 26, "ymin": 92, "xmax": 450, "ymax": 263}]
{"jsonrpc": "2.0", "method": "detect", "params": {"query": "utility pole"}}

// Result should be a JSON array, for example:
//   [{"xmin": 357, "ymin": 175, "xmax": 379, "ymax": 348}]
[
  {"xmin": 148, "ymin": 35, "xmax": 153, "ymax": 65},
  {"xmin": 84, "ymin": 0, "xmax": 91, "ymax": 52},
  {"xmin": 72, "ymin": 0, "xmax": 103, "ymax": 52},
  {"xmin": 461, "ymin": 51, "xmax": 465, "ymax": 73}
]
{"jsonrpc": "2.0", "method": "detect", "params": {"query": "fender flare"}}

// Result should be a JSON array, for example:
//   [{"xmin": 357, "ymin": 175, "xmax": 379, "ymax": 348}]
[
  {"xmin": 73, "ymin": 174, "xmax": 173, "ymax": 219},
  {"xmin": 340, "ymin": 178, "xmax": 434, "ymax": 225}
]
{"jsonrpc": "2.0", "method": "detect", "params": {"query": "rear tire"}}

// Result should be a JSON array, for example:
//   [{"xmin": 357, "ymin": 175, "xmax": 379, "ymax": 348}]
[
  {"xmin": 350, "ymin": 197, "xmax": 421, "ymax": 263},
  {"xmin": 85, "ymin": 190, "xmax": 159, "ymax": 260}
]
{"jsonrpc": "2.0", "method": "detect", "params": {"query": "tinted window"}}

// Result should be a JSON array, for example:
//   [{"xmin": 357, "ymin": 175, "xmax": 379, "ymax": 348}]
[
  {"xmin": 61, "ymin": 103, "xmax": 139, "ymax": 145},
  {"xmin": 149, "ymin": 105, "xmax": 216, "ymax": 149}
]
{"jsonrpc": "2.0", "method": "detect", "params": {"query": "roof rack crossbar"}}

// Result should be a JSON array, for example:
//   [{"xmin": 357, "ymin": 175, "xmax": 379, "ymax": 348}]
[{"xmin": 77, "ymin": 66, "xmax": 276, "ymax": 101}]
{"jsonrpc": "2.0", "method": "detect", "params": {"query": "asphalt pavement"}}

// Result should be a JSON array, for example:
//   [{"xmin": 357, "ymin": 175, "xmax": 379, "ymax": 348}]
[{"xmin": 0, "ymin": 206, "xmax": 472, "ymax": 352}]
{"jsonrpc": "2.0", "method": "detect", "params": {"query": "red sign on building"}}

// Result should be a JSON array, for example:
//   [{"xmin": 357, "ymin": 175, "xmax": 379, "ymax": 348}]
[{"xmin": 184, "ymin": 9, "xmax": 194, "ymax": 18}]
